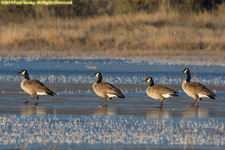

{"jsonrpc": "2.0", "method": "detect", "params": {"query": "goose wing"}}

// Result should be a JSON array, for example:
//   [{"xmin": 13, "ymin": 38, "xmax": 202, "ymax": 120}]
[
  {"xmin": 24, "ymin": 79, "xmax": 53, "ymax": 93},
  {"xmin": 188, "ymin": 82, "xmax": 215, "ymax": 96},
  {"xmin": 151, "ymin": 85, "xmax": 177, "ymax": 94},
  {"xmin": 99, "ymin": 82, "xmax": 125, "ymax": 98}
]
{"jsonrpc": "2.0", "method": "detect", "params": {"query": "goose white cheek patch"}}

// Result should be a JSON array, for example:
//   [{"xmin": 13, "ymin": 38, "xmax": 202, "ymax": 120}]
[
  {"xmin": 21, "ymin": 70, "xmax": 26, "ymax": 74},
  {"xmin": 95, "ymin": 73, "xmax": 99, "ymax": 77}
]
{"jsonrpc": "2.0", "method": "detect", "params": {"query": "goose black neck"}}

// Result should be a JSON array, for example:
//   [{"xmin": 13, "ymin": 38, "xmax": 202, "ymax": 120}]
[
  {"xmin": 149, "ymin": 79, "xmax": 154, "ymax": 87},
  {"xmin": 186, "ymin": 70, "xmax": 191, "ymax": 82},
  {"xmin": 24, "ymin": 72, "xmax": 29, "ymax": 80},
  {"xmin": 97, "ymin": 74, "xmax": 102, "ymax": 83}
]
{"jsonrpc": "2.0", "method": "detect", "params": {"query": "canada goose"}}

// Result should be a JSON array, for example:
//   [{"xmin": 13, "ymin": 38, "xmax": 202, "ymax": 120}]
[
  {"xmin": 92, "ymin": 72, "xmax": 125, "ymax": 107},
  {"xmin": 144, "ymin": 77, "xmax": 179, "ymax": 108},
  {"xmin": 182, "ymin": 68, "xmax": 216, "ymax": 106},
  {"xmin": 18, "ymin": 69, "xmax": 55, "ymax": 105}
]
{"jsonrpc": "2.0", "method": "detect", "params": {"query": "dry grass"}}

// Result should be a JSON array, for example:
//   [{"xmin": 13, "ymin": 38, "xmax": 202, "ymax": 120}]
[{"xmin": 0, "ymin": 4, "xmax": 225, "ymax": 63}]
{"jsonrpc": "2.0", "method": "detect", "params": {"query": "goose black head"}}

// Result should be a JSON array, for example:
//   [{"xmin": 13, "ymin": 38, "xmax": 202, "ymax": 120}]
[
  {"xmin": 144, "ymin": 77, "xmax": 152, "ymax": 82},
  {"xmin": 182, "ymin": 68, "xmax": 190, "ymax": 74},
  {"xmin": 94, "ymin": 72, "xmax": 102, "ymax": 77},
  {"xmin": 18, "ymin": 69, "xmax": 27, "ymax": 75},
  {"xmin": 94, "ymin": 72, "xmax": 102, "ymax": 83},
  {"xmin": 182, "ymin": 68, "xmax": 191, "ymax": 82},
  {"xmin": 144, "ymin": 77, "xmax": 154, "ymax": 86},
  {"xmin": 18, "ymin": 69, "xmax": 29, "ymax": 79}
]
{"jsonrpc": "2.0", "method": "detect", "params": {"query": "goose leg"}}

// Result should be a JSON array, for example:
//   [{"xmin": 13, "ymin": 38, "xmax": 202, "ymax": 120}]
[
  {"xmin": 34, "ymin": 95, "xmax": 39, "ymax": 105},
  {"xmin": 24, "ymin": 96, "xmax": 34, "ymax": 104},
  {"xmin": 104, "ymin": 98, "xmax": 107, "ymax": 107},
  {"xmin": 101, "ymin": 99, "xmax": 106, "ymax": 104},
  {"xmin": 101, "ymin": 98, "xmax": 108, "ymax": 107},
  {"xmin": 160, "ymin": 99, "xmax": 164, "ymax": 108},
  {"xmin": 191, "ymin": 99, "xmax": 198, "ymax": 105}
]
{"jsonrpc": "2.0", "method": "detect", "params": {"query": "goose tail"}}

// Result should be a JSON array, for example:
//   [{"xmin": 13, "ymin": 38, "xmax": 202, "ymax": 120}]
[
  {"xmin": 208, "ymin": 95, "xmax": 216, "ymax": 100},
  {"xmin": 118, "ymin": 93, "xmax": 125, "ymax": 98},
  {"xmin": 47, "ymin": 91, "xmax": 55, "ymax": 96}
]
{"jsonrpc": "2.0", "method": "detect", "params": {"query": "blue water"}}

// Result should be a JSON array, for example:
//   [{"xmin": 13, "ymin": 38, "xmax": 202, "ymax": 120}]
[{"xmin": 0, "ymin": 56, "xmax": 225, "ymax": 85}]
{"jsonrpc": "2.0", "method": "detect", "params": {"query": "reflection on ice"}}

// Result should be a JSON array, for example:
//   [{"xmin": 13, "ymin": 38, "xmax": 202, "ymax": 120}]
[
  {"xmin": 94, "ymin": 107, "xmax": 117, "ymax": 115},
  {"xmin": 146, "ymin": 107, "xmax": 209, "ymax": 119},
  {"xmin": 21, "ymin": 106, "xmax": 47, "ymax": 116},
  {"xmin": 146, "ymin": 109, "xmax": 171, "ymax": 119},
  {"xmin": 182, "ymin": 108, "xmax": 208, "ymax": 118}
]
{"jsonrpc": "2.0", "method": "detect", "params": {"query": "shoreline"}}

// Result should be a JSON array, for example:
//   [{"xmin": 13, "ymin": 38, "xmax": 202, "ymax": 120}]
[{"xmin": 0, "ymin": 47, "xmax": 224, "ymax": 66}]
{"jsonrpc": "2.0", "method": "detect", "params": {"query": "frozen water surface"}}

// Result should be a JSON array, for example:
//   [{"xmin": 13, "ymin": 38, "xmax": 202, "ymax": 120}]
[{"xmin": 0, "ymin": 56, "xmax": 225, "ymax": 149}]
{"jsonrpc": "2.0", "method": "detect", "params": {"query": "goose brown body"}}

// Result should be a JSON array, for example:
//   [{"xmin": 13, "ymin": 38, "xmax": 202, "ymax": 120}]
[
  {"xmin": 18, "ymin": 69, "xmax": 55, "ymax": 105},
  {"xmin": 92, "ymin": 72, "xmax": 125, "ymax": 107},
  {"xmin": 144, "ymin": 77, "xmax": 179, "ymax": 108},
  {"xmin": 182, "ymin": 68, "xmax": 216, "ymax": 105}
]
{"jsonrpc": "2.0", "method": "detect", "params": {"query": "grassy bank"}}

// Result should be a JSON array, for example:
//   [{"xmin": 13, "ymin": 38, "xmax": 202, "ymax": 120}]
[{"xmin": 0, "ymin": 2, "xmax": 225, "ymax": 63}]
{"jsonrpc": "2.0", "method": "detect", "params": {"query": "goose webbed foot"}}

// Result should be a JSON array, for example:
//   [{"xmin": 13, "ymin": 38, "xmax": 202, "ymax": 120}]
[
  {"xmin": 24, "ymin": 101, "xmax": 29, "ymax": 104},
  {"xmin": 24, "ymin": 99, "xmax": 32, "ymax": 104},
  {"xmin": 193, "ymin": 104, "xmax": 199, "ymax": 108},
  {"xmin": 154, "ymin": 105, "xmax": 163, "ymax": 109},
  {"xmin": 191, "ymin": 103, "xmax": 199, "ymax": 108},
  {"xmin": 24, "ymin": 96, "xmax": 34, "ymax": 104},
  {"xmin": 32, "ymin": 102, "xmax": 38, "ymax": 106}
]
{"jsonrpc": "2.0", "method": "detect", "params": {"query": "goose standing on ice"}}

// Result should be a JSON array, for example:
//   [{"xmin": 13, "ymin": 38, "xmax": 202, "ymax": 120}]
[
  {"xmin": 92, "ymin": 72, "xmax": 125, "ymax": 107},
  {"xmin": 18, "ymin": 69, "xmax": 55, "ymax": 105},
  {"xmin": 182, "ymin": 68, "xmax": 216, "ymax": 106},
  {"xmin": 144, "ymin": 77, "xmax": 179, "ymax": 108}
]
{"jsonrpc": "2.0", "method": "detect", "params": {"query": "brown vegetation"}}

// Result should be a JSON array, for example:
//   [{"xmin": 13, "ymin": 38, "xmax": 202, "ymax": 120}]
[{"xmin": 0, "ymin": 0, "xmax": 225, "ymax": 63}]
